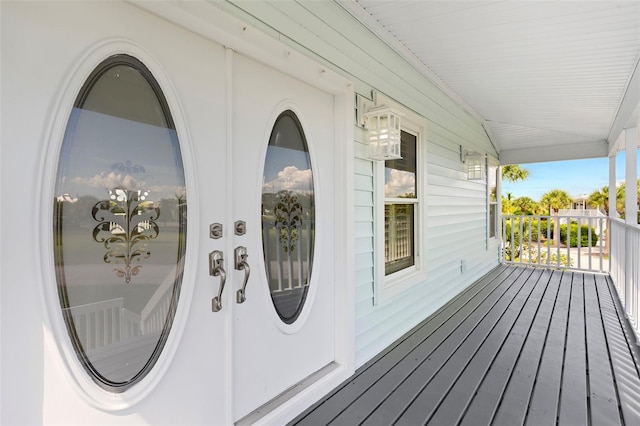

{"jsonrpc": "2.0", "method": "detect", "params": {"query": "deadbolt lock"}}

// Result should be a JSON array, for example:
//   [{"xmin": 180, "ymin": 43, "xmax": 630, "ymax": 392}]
[
  {"xmin": 235, "ymin": 220, "xmax": 246, "ymax": 236},
  {"xmin": 210, "ymin": 223, "xmax": 223, "ymax": 239}
]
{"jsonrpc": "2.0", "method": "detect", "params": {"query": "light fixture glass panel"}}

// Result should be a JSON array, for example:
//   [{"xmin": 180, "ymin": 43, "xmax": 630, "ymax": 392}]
[
  {"xmin": 466, "ymin": 152, "xmax": 486, "ymax": 180},
  {"xmin": 365, "ymin": 107, "xmax": 402, "ymax": 160}
]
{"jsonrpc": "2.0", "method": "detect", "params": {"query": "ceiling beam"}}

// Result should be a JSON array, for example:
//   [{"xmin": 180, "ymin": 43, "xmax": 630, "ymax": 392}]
[{"xmin": 500, "ymin": 140, "xmax": 608, "ymax": 165}]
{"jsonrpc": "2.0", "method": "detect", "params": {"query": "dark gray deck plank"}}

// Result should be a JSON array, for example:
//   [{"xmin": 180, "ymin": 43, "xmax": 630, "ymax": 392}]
[
  {"xmin": 454, "ymin": 268, "xmax": 551, "ymax": 426},
  {"xmin": 526, "ymin": 270, "xmax": 573, "ymax": 426},
  {"xmin": 410, "ymin": 268, "xmax": 545, "ymax": 425},
  {"xmin": 359, "ymin": 268, "xmax": 538, "ymax": 426},
  {"xmin": 597, "ymin": 275, "xmax": 640, "ymax": 425},
  {"xmin": 583, "ymin": 273, "xmax": 622, "ymax": 425},
  {"xmin": 290, "ymin": 266, "xmax": 640, "ymax": 426},
  {"xmin": 426, "ymin": 268, "xmax": 554, "ymax": 426},
  {"xmin": 485, "ymin": 269, "xmax": 562, "ymax": 426},
  {"xmin": 429, "ymin": 270, "xmax": 551, "ymax": 425},
  {"xmin": 558, "ymin": 272, "xmax": 589, "ymax": 426},
  {"xmin": 293, "ymin": 266, "xmax": 513, "ymax": 426},
  {"xmin": 333, "ymin": 267, "xmax": 533, "ymax": 426}
]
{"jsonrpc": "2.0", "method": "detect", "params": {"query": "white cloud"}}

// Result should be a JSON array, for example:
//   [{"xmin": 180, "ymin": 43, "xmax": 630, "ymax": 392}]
[
  {"xmin": 74, "ymin": 171, "xmax": 146, "ymax": 191},
  {"xmin": 385, "ymin": 169, "xmax": 415, "ymax": 197},
  {"xmin": 263, "ymin": 166, "xmax": 313, "ymax": 192}
]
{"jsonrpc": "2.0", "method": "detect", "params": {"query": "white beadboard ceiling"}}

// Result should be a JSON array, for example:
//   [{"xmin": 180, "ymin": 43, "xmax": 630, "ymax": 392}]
[{"xmin": 343, "ymin": 0, "xmax": 640, "ymax": 164}]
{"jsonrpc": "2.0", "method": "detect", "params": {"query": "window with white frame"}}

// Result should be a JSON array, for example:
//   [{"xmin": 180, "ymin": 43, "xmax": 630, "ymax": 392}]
[
  {"xmin": 375, "ymin": 111, "xmax": 426, "ymax": 301},
  {"xmin": 384, "ymin": 130, "xmax": 418, "ymax": 275}
]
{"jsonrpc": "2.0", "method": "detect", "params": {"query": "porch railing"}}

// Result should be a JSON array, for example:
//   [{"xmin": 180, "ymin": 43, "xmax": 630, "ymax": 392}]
[
  {"xmin": 609, "ymin": 218, "xmax": 640, "ymax": 342},
  {"xmin": 501, "ymin": 214, "xmax": 607, "ymax": 273}
]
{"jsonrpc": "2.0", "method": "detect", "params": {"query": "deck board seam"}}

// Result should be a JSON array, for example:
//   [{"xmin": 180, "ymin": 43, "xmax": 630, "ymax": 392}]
[
  {"xmin": 556, "ymin": 271, "xmax": 574, "ymax": 426},
  {"xmin": 488, "ymin": 269, "xmax": 558, "ymax": 426},
  {"xmin": 350, "ymin": 268, "xmax": 533, "ymax": 426},
  {"xmin": 324, "ymin": 267, "xmax": 526, "ymax": 425},
  {"xmin": 521, "ymin": 270, "xmax": 564, "ymax": 426},
  {"xmin": 606, "ymin": 276, "xmax": 640, "ymax": 377},
  {"xmin": 290, "ymin": 266, "xmax": 640, "ymax": 426},
  {"xmin": 581, "ymin": 274, "xmax": 593, "ymax": 426},
  {"xmin": 291, "ymin": 265, "xmax": 511, "ymax": 425},
  {"xmin": 356, "ymin": 267, "xmax": 531, "ymax": 425},
  {"xmin": 456, "ymin": 269, "xmax": 549, "ymax": 426},
  {"xmin": 594, "ymin": 274, "xmax": 625, "ymax": 425}
]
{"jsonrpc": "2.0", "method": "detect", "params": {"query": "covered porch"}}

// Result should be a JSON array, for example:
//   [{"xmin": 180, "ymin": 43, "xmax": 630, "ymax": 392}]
[
  {"xmin": 292, "ymin": 3, "xmax": 640, "ymax": 424},
  {"xmin": 292, "ymin": 264, "xmax": 640, "ymax": 425}
]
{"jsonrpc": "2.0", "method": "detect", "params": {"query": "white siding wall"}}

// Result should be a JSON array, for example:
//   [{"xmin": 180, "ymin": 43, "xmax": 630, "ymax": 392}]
[{"xmin": 224, "ymin": 0, "xmax": 501, "ymax": 366}]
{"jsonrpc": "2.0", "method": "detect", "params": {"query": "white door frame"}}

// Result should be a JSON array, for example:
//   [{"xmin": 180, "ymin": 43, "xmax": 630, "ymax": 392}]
[{"xmin": 131, "ymin": 2, "xmax": 355, "ymax": 423}]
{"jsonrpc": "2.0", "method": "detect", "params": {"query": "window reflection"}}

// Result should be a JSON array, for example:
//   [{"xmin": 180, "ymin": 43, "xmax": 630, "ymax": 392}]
[
  {"xmin": 53, "ymin": 56, "xmax": 186, "ymax": 390},
  {"xmin": 261, "ymin": 111, "xmax": 315, "ymax": 324}
]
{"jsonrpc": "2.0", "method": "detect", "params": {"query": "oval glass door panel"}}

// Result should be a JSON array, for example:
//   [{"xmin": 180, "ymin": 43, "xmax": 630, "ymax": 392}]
[
  {"xmin": 261, "ymin": 111, "xmax": 315, "ymax": 324},
  {"xmin": 53, "ymin": 55, "xmax": 187, "ymax": 391}
]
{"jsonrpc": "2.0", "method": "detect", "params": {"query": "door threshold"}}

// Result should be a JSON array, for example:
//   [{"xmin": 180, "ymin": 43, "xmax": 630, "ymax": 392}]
[{"xmin": 235, "ymin": 362, "xmax": 339, "ymax": 426}]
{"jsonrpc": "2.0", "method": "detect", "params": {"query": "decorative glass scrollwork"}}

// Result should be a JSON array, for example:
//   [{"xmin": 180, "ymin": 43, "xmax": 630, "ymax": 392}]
[
  {"xmin": 92, "ymin": 188, "xmax": 160, "ymax": 283},
  {"xmin": 261, "ymin": 110, "xmax": 315, "ymax": 324},
  {"xmin": 274, "ymin": 190, "xmax": 303, "ymax": 254}
]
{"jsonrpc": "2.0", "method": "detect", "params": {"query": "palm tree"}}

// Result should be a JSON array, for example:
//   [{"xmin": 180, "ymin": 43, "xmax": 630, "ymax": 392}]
[
  {"xmin": 512, "ymin": 196, "xmax": 538, "ymax": 215},
  {"xmin": 616, "ymin": 179, "xmax": 640, "ymax": 221},
  {"xmin": 502, "ymin": 164, "xmax": 529, "ymax": 183},
  {"xmin": 540, "ymin": 189, "xmax": 572, "ymax": 247},
  {"xmin": 588, "ymin": 185, "xmax": 625, "ymax": 216},
  {"xmin": 502, "ymin": 193, "xmax": 514, "ymax": 215},
  {"xmin": 588, "ymin": 186, "xmax": 616, "ymax": 255}
]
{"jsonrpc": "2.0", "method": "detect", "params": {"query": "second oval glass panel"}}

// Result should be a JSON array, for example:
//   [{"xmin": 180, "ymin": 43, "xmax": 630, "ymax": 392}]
[{"xmin": 261, "ymin": 110, "xmax": 315, "ymax": 324}]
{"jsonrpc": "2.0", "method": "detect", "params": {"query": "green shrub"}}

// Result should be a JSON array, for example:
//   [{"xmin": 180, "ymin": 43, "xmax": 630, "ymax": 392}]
[{"xmin": 559, "ymin": 222, "xmax": 598, "ymax": 247}]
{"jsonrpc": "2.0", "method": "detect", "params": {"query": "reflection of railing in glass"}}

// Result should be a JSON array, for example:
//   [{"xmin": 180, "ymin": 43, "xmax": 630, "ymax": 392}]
[
  {"xmin": 385, "ymin": 204, "xmax": 414, "ymax": 274},
  {"xmin": 263, "ymin": 218, "xmax": 313, "ymax": 293},
  {"xmin": 92, "ymin": 188, "xmax": 159, "ymax": 283},
  {"xmin": 64, "ymin": 263, "xmax": 179, "ymax": 382}
]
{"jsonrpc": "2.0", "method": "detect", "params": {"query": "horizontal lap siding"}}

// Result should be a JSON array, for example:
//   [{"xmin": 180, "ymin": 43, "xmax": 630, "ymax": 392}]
[{"xmin": 224, "ymin": 0, "xmax": 499, "ymax": 367}]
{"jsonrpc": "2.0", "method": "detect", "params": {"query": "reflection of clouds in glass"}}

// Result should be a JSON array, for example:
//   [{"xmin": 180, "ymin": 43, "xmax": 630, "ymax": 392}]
[
  {"xmin": 385, "ymin": 169, "xmax": 416, "ymax": 198},
  {"xmin": 72, "ymin": 173, "xmax": 185, "ymax": 199},
  {"xmin": 74, "ymin": 171, "xmax": 145, "ymax": 191},
  {"xmin": 263, "ymin": 166, "xmax": 312, "ymax": 192}
]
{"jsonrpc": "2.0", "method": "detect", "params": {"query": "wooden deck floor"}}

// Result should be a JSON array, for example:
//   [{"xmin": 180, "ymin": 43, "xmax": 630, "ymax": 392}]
[{"xmin": 291, "ymin": 265, "xmax": 640, "ymax": 426}]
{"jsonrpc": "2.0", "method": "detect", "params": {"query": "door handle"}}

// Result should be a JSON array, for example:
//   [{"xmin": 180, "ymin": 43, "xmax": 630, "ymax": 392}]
[
  {"xmin": 235, "ymin": 246, "xmax": 251, "ymax": 303},
  {"xmin": 210, "ymin": 250, "xmax": 226, "ymax": 312}
]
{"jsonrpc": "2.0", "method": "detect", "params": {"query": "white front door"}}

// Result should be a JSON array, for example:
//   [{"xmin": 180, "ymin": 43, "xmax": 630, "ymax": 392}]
[
  {"xmin": 232, "ymin": 54, "xmax": 337, "ymax": 421},
  {"xmin": 4, "ymin": 1, "xmax": 348, "ymax": 424},
  {"xmin": 10, "ymin": 1, "xmax": 230, "ymax": 422}
]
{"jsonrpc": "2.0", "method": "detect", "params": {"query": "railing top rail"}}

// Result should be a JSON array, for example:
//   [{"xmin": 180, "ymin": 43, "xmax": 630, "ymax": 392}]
[
  {"xmin": 610, "ymin": 217, "xmax": 640, "ymax": 231},
  {"xmin": 503, "ymin": 214, "xmax": 607, "ymax": 220}
]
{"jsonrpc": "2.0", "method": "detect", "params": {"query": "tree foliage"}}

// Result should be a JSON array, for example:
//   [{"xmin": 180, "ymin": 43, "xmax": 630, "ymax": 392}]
[
  {"xmin": 512, "ymin": 196, "xmax": 539, "ymax": 215},
  {"xmin": 540, "ymin": 189, "xmax": 572, "ymax": 213},
  {"xmin": 502, "ymin": 164, "xmax": 529, "ymax": 182},
  {"xmin": 587, "ymin": 185, "xmax": 624, "ymax": 216}
]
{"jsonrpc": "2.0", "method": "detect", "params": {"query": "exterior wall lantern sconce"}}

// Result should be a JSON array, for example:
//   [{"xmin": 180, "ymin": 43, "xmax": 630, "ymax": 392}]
[
  {"xmin": 461, "ymin": 147, "xmax": 486, "ymax": 180},
  {"xmin": 357, "ymin": 92, "xmax": 404, "ymax": 161},
  {"xmin": 363, "ymin": 106, "xmax": 403, "ymax": 161}
]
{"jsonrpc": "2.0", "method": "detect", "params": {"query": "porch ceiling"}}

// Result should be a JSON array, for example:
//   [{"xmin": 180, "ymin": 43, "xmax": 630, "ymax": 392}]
[{"xmin": 342, "ymin": 1, "xmax": 640, "ymax": 164}]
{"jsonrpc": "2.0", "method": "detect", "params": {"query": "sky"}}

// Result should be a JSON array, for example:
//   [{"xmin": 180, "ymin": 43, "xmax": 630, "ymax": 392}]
[{"xmin": 502, "ymin": 151, "xmax": 639, "ymax": 201}]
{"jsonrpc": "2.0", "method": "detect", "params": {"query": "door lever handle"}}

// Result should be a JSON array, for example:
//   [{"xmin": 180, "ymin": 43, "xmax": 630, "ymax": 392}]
[
  {"xmin": 235, "ymin": 246, "xmax": 251, "ymax": 303},
  {"xmin": 210, "ymin": 250, "xmax": 226, "ymax": 312}
]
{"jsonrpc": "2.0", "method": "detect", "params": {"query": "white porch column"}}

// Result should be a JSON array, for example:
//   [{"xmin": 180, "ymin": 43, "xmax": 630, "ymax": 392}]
[
  {"xmin": 497, "ymin": 165, "xmax": 502, "ymax": 239},
  {"xmin": 609, "ymin": 155, "xmax": 617, "ymax": 218},
  {"xmin": 625, "ymin": 127, "xmax": 638, "ymax": 225}
]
